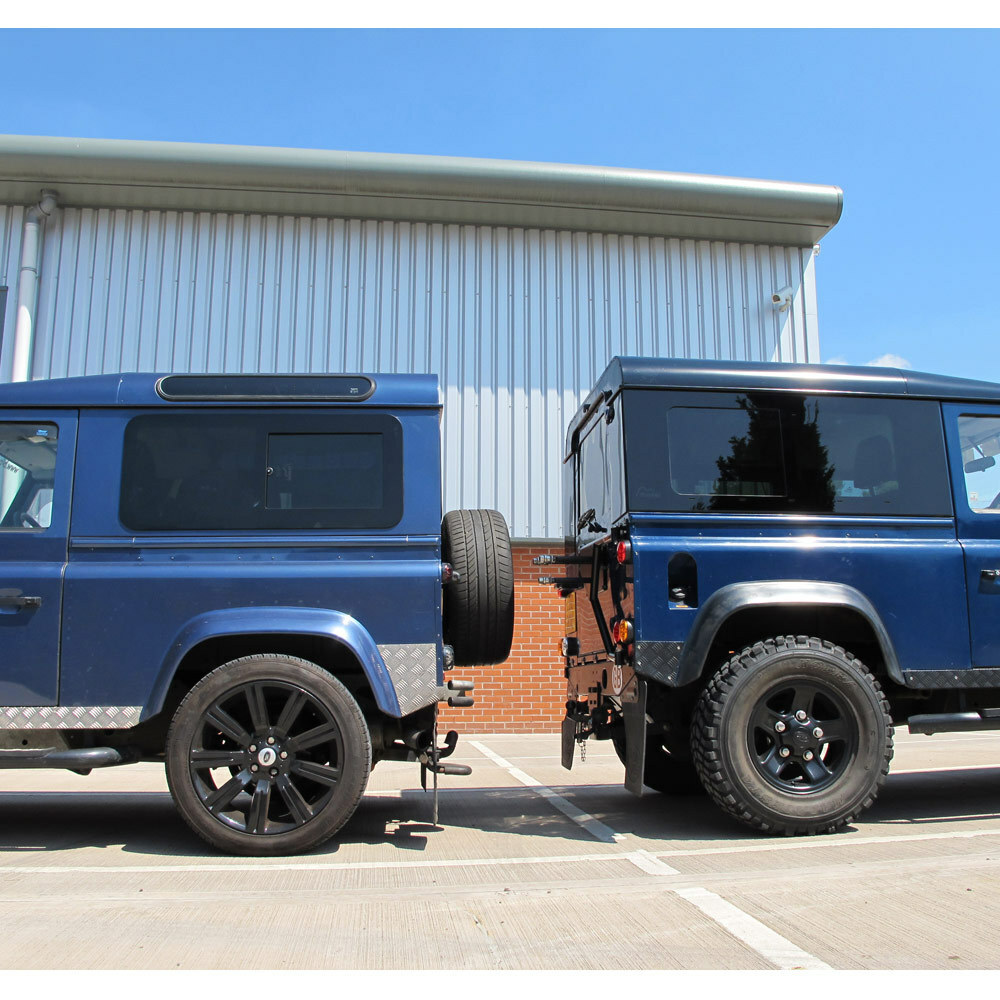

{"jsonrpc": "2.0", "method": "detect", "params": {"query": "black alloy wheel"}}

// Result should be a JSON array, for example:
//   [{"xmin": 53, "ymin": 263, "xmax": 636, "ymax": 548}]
[
  {"xmin": 166, "ymin": 654, "xmax": 371, "ymax": 855},
  {"xmin": 691, "ymin": 636, "xmax": 893, "ymax": 835},
  {"xmin": 747, "ymin": 679, "xmax": 859, "ymax": 794}
]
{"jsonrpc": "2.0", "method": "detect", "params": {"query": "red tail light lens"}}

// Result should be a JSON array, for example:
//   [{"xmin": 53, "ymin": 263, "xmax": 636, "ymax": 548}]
[
  {"xmin": 616, "ymin": 541, "xmax": 629, "ymax": 564},
  {"xmin": 612, "ymin": 620, "xmax": 633, "ymax": 644}
]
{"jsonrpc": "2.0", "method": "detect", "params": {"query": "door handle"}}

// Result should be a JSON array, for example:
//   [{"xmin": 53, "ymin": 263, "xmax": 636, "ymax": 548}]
[
  {"xmin": 0, "ymin": 595, "xmax": 42, "ymax": 609},
  {"xmin": 982, "ymin": 569, "xmax": 1000, "ymax": 582}
]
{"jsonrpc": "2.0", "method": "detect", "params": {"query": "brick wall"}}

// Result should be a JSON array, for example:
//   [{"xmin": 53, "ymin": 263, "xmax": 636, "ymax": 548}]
[{"xmin": 438, "ymin": 542, "xmax": 566, "ymax": 734}]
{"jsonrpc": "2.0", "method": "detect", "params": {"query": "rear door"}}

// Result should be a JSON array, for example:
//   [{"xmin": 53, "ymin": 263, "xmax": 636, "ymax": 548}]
[
  {"xmin": 946, "ymin": 404, "xmax": 1000, "ymax": 667},
  {"xmin": 0, "ymin": 412, "xmax": 76, "ymax": 704}
]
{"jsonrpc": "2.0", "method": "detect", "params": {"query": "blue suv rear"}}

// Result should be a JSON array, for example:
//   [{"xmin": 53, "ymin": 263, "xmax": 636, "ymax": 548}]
[
  {"xmin": 0, "ymin": 372, "xmax": 513, "ymax": 854},
  {"xmin": 547, "ymin": 357, "xmax": 1000, "ymax": 834}
]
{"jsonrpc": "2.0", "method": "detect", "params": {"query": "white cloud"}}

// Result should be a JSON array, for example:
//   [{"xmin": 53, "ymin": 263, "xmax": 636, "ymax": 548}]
[{"xmin": 866, "ymin": 353, "xmax": 912, "ymax": 370}]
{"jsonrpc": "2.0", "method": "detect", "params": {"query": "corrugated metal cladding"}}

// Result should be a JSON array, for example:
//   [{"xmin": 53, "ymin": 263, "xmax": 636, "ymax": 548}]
[{"xmin": 1, "ymin": 205, "xmax": 819, "ymax": 539}]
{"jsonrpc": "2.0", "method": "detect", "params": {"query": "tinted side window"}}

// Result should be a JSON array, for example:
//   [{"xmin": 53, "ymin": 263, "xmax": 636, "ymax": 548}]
[
  {"xmin": 120, "ymin": 412, "xmax": 403, "ymax": 530},
  {"xmin": 668, "ymin": 406, "xmax": 785, "ymax": 497},
  {"xmin": 0, "ymin": 422, "xmax": 58, "ymax": 529},
  {"xmin": 576, "ymin": 400, "xmax": 625, "ymax": 541},
  {"xmin": 625, "ymin": 390, "xmax": 951, "ymax": 517},
  {"xmin": 265, "ymin": 433, "xmax": 384, "ymax": 511}
]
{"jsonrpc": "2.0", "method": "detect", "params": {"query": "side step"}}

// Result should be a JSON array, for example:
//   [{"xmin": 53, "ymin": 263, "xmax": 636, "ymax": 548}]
[
  {"xmin": 0, "ymin": 746, "xmax": 138, "ymax": 770},
  {"xmin": 908, "ymin": 710, "xmax": 1000, "ymax": 735}
]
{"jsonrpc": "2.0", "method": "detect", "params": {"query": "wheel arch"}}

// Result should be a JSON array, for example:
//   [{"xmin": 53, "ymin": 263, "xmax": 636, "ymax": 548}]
[
  {"xmin": 675, "ymin": 582, "xmax": 903, "ymax": 688},
  {"xmin": 145, "ymin": 608, "xmax": 403, "ymax": 724}
]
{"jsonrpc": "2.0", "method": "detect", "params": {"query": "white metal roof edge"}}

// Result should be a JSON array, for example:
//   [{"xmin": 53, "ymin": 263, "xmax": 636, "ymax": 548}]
[{"xmin": 0, "ymin": 134, "xmax": 843, "ymax": 247}]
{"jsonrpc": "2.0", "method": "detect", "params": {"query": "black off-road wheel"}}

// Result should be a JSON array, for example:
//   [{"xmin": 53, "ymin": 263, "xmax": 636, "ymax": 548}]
[
  {"xmin": 442, "ymin": 509, "xmax": 514, "ymax": 666},
  {"xmin": 690, "ymin": 636, "xmax": 893, "ymax": 835},
  {"xmin": 612, "ymin": 732, "xmax": 704, "ymax": 795},
  {"xmin": 165, "ymin": 654, "xmax": 371, "ymax": 856}
]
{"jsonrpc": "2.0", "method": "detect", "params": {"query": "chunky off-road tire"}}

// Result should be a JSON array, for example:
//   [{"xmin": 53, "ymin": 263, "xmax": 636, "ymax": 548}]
[
  {"xmin": 442, "ymin": 509, "xmax": 514, "ymax": 666},
  {"xmin": 166, "ymin": 654, "xmax": 371, "ymax": 856},
  {"xmin": 690, "ymin": 636, "xmax": 893, "ymax": 835},
  {"xmin": 612, "ymin": 732, "xmax": 704, "ymax": 795}
]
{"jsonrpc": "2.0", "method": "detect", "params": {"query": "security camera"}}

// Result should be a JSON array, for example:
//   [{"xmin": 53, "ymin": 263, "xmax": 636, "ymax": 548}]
[{"xmin": 771, "ymin": 286, "xmax": 793, "ymax": 310}]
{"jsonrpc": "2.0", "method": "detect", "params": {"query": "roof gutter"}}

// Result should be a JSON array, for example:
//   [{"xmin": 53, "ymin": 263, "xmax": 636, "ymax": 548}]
[{"xmin": 0, "ymin": 135, "xmax": 843, "ymax": 247}]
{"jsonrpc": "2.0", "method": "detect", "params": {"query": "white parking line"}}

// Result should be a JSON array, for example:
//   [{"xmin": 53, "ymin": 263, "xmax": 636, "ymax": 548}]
[
  {"xmin": 0, "ymin": 851, "xmax": 622, "ymax": 875},
  {"xmin": 891, "ymin": 763, "xmax": 1000, "ymax": 775},
  {"xmin": 625, "ymin": 850, "xmax": 680, "ymax": 876},
  {"xmin": 470, "ymin": 738, "xmax": 829, "ymax": 970},
  {"xmin": 469, "ymin": 740, "xmax": 625, "ymax": 844},
  {"xmin": 674, "ymin": 887, "xmax": 832, "ymax": 970},
  {"xmin": 646, "ymin": 826, "xmax": 1000, "ymax": 862}
]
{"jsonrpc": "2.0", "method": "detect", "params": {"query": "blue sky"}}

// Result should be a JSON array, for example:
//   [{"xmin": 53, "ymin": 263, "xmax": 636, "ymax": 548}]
[{"xmin": 3, "ymin": 28, "xmax": 998, "ymax": 380}]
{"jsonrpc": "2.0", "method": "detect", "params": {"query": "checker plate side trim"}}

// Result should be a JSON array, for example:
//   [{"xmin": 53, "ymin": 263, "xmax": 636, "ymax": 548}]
[
  {"xmin": 0, "ymin": 706, "xmax": 143, "ymax": 729},
  {"xmin": 377, "ymin": 643, "xmax": 438, "ymax": 716}
]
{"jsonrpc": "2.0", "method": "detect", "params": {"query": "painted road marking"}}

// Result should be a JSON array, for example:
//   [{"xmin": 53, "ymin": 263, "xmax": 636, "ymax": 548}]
[
  {"xmin": 8, "ymin": 825, "xmax": 999, "ymax": 876},
  {"xmin": 469, "ymin": 740, "xmax": 624, "ymax": 844},
  {"xmin": 625, "ymin": 850, "xmax": 680, "ymax": 876},
  {"xmin": 0, "ymin": 851, "xmax": 625, "ymax": 875},
  {"xmin": 674, "ymin": 887, "xmax": 832, "ymax": 970},
  {"xmin": 645, "ymin": 826, "xmax": 1000, "ymax": 862},
  {"xmin": 470, "ymin": 739, "xmax": 828, "ymax": 970}
]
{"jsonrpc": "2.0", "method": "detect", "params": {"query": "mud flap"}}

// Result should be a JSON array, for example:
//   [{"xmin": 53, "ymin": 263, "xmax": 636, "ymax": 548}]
[
  {"xmin": 622, "ymin": 677, "xmax": 648, "ymax": 797},
  {"xmin": 561, "ymin": 715, "xmax": 575, "ymax": 770}
]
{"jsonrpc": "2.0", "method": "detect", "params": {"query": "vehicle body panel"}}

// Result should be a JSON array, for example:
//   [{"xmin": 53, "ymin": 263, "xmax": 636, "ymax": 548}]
[{"xmin": 0, "ymin": 410, "xmax": 77, "ymax": 705}]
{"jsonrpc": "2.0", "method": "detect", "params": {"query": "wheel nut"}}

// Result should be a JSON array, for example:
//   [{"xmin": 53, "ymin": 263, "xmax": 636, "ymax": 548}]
[
  {"xmin": 270, "ymin": 768, "xmax": 278, "ymax": 776},
  {"xmin": 795, "ymin": 710, "xmax": 808, "ymax": 722},
  {"xmin": 803, "ymin": 750, "xmax": 814, "ymax": 761},
  {"xmin": 779, "ymin": 747, "xmax": 791, "ymax": 758},
  {"xmin": 251, "ymin": 764, "xmax": 258, "ymax": 772},
  {"xmin": 280, "ymin": 751, "xmax": 288, "ymax": 759},
  {"xmin": 813, "ymin": 727, "xmax": 824, "ymax": 739},
  {"xmin": 249, "ymin": 745, "xmax": 257, "ymax": 752},
  {"xmin": 774, "ymin": 721, "xmax": 786, "ymax": 733},
  {"xmin": 267, "ymin": 737, "xmax": 275, "ymax": 745}
]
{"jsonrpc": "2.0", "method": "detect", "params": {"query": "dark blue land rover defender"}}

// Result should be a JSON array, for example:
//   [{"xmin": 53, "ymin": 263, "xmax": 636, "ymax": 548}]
[
  {"xmin": 545, "ymin": 357, "xmax": 1000, "ymax": 834},
  {"xmin": 0, "ymin": 373, "xmax": 513, "ymax": 855}
]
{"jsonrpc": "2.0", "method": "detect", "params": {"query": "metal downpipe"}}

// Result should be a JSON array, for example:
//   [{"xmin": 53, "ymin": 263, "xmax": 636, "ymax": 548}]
[{"xmin": 11, "ymin": 189, "xmax": 58, "ymax": 382}]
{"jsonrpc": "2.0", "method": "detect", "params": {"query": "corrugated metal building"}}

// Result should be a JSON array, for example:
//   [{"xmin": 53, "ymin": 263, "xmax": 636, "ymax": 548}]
[{"xmin": 0, "ymin": 136, "xmax": 842, "ymax": 542}]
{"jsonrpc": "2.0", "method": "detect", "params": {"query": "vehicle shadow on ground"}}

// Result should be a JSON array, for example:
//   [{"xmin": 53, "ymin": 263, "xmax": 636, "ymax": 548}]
[
  {"xmin": 865, "ymin": 767, "xmax": 1000, "ymax": 824},
  {"xmin": 2, "ymin": 767, "xmax": 999, "ymax": 858}
]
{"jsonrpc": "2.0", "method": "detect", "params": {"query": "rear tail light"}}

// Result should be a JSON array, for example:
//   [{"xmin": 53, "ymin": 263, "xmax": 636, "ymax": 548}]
[
  {"xmin": 616, "ymin": 541, "xmax": 630, "ymax": 564},
  {"xmin": 612, "ymin": 620, "xmax": 633, "ymax": 645}
]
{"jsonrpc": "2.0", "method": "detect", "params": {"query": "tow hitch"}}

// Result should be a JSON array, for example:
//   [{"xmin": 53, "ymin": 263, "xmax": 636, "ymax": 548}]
[{"xmin": 420, "ymin": 725, "xmax": 472, "ymax": 825}]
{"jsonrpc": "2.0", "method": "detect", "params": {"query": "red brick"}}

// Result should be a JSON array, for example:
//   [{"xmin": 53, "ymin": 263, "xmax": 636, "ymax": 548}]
[{"xmin": 439, "ymin": 542, "xmax": 567, "ymax": 734}]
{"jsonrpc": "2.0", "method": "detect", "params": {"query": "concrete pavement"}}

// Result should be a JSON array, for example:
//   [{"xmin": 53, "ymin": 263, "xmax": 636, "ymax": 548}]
[{"xmin": 1, "ymin": 729, "xmax": 999, "ymax": 969}]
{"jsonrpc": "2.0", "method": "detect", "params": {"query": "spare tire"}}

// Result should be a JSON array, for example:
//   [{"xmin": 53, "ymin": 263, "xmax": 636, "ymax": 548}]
[{"xmin": 442, "ymin": 509, "xmax": 514, "ymax": 666}]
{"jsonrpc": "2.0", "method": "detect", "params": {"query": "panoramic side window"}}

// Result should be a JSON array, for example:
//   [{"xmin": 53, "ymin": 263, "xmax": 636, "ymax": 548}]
[
  {"xmin": 667, "ymin": 405, "xmax": 785, "ymax": 499},
  {"xmin": 0, "ymin": 422, "xmax": 59, "ymax": 530},
  {"xmin": 625, "ymin": 390, "xmax": 951, "ymax": 516},
  {"xmin": 265, "ymin": 433, "xmax": 384, "ymax": 511},
  {"xmin": 120, "ymin": 413, "xmax": 403, "ymax": 531},
  {"xmin": 958, "ymin": 415, "xmax": 1000, "ymax": 513}
]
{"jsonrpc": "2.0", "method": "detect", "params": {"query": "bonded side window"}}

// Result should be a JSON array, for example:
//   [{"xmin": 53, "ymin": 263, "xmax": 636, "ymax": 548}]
[
  {"xmin": 958, "ymin": 415, "xmax": 1000, "ymax": 513},
  {"xmin": 0, "ymin": 423, "xmax": 58, "ymax": 530},
  {"xmin": 625, "ymin": 390, "xmax": 951, "ymax": 517},
  {"xmin": 667, "ymin": 405, "xmax": 785, "ymax": 499},
  {"xmin": 120, "ymin": 413, "xmax": 403, "ymax": 531},
  {"xmin": 266, "ymin": 433, "xmax": 384, "ymax": 511}
]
